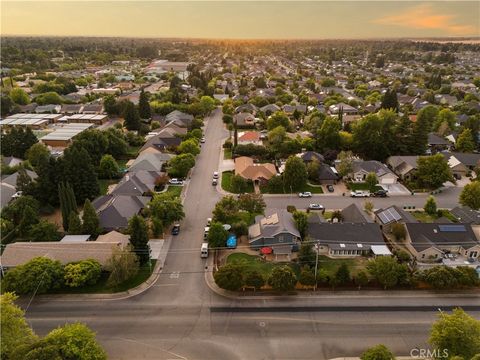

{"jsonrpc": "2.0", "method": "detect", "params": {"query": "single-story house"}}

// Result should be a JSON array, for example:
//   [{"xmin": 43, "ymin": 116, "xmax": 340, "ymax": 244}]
[
  {"xmin": 386, "ymin": 156, "xmax": 419, "ymax": 181},
  {"xmin": 0, "ymin": 230, "xmax": 130, "ymax": 269},
  {"xmin": 428, "ymin": 133, "xmax": 451, "ymax": 153},
  {"xmin": 127, "ymin": 152, "xmax": 172, "ymax": 173},
  {"xmin": 112, "ymin": 170, "xmax": 163, "ymax": 196},
  {"xmin": 234, "ymin": 156, "xmax": 277, "ymax": 184},
  {"xmin": 0, "ymin": 169, "xmax": 38, "ymax": 210},
  {"xmin": 441, "ymin": 151, "xmax": 480, "ymax": 178},
  {"xmin": 350, "ymin": 160, "xmax": 398, "ymax": 185},
  {"xmin": 341, "ymin": 203, "xmax": 374, "ymax": 223},
  {"xmin": 328, "ymin": 102, "xmax": 359, "ymax": 115},
  {"xmin": 82, "ymin": 103, "xmax": 104, "ymax": 114},
  {"xmin": 450, "ymin": 206, "xmax": 480, "ymax": 225},
  {"xmin": 404, "ymin": 223, "xmax": 480, "ymax": 261},
  {"xmin": 165, "ymin": 110, "xmax": 194, "ymax": 128},
  {"xmin": 93, "ymin": 194, "xmax": 151, "ymax": 231},
  {"xmin": 234, "ymin": 112, "xmax": 256, "ymax": 128},
  {"xmin": 260, "ymin": 104, "xmax": 281, "ymax": 114},
  {"xmin": 237, "ymin": 131, "xmax": 262, "ymax": 146},
  {"xmin": 235, "ymin": 103, "xmax": 258, "ymax": 115},
  {"xmin": 307, "ymin": 222, "xmax": 390, "ymax": 257},
  {"xmin": 248, "ymin": 209, "xmax": 300, "ymax": 254}
]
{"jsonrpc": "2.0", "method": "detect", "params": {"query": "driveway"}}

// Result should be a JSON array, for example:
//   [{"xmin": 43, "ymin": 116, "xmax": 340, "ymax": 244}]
[{"xmin": 380, "ymin": 183, "xmax": 411, "ymax": 196}]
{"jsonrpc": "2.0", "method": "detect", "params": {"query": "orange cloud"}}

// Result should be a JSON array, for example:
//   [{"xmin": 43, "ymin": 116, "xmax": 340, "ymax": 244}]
[{"xmin": 374, "ymin": 4, "xmax": 476, "ymax": 35}]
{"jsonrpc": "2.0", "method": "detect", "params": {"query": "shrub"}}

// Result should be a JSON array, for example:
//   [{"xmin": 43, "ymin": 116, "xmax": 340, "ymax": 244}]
[{"xmin": 64, "ymin": 259, "xmax": 102, "ymax": 288}]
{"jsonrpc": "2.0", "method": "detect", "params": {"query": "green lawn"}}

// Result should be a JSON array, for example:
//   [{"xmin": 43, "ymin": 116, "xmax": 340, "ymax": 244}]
[
  {"xmin": 50, "ymin": 261, "xmax": 157, "ymax": 294},
  {"xmin": 127, "ymin": 145, "xmax": 141, "ymax": 157},
  {"xmin": 221, "ymin": 171, "xmax": 254, "ymax": 193},
  {"xmin": 411, "ymin": 210, "xmax": 457, "ymax": 223},
  {"xmin": 347, "ymin": 182, "xmax": 383, "ymax": 192},
  {"xmin": 165, "ymin": 185, "xmax": 182, "ymax": 198},
  {"xmin": 226, "ymin": 253, "xmax": 298, "ymax": 278},
  {"xmin": 317, "ymin": 255, "xmax": 368, "ymax": 277},
  {"xmin": 260, "ymin": 183, "xmax": 324, "ymax": 194},
  {"xmin": 98, "ymin": 179, "xmax": 119, "ymax": 195},
  {"xmin": 224, "ymin": 148, "xmax": 232, "ymax": 159}
]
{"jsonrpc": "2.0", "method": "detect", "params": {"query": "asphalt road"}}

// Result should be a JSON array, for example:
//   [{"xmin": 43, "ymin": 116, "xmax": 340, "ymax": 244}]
[
  {"xmin": 21, "ymin": 109, "xmax": 479, "ymax": 360},
  {"xmin": 264, "ymin": 186, "xmax": 462, "ymax": 212}
]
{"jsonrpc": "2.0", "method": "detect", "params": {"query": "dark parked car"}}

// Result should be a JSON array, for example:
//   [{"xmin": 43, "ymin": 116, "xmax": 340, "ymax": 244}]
[
  {"xmin": 172, "ymin": 224, "xmax": 180, "ymax": 235},
  {"xmin": 372, "ymin": 190, "xmax": 388, "ymax": 197}
]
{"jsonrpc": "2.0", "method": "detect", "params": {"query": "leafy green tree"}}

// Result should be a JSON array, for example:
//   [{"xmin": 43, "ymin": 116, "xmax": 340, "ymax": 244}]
[
  {"xmin": 391, "ymin": 223, "xmax": 407, "ymax": 242},
  {"xmin": 416, "ymin": 154, "xmax": 453, "ymax": 190},
  {"xmin": 456, "ymin": 128, "xmax": 475, "ymax": 153},
  {"xmin": 212, "ymin": 195, "xmax": 239, "ymax": 223},
  {"xmin": 67, "ymin": 212, "xmax": 83, "ymax": 235},
  {"xmin": 208, "ymin": 221, "xmax": 228, "ymax": 248},
  {"xmin": 29, "ymin": 220, "xmax": 61, "ymax": 241},
  {"xmin": 267, "ymin": 125, "xmax": 287, "ymax": 152},
  {"xmin": 283, "ymin": 155, "xmax": 307, "ymax": 192},
  {"xmin": 149, "ymin": 194, "xmax": 185, "ymax": 227},
  {"xmin": 3, "ymin": 257, "xmax": 64, "ymax": 294},
  {"xmin": 200, "ymin": 95, "xmax": 216, "ymax": 115},
  {"xmin": 1, "ymin": 195, "xmax": 39, "ymax": 228},
  {"xmin": 307, "ymin": 159, "xmax": 321, "ymax": 182},
  {"xmin": 244, "ymin": 270, "xmax": 265, "ymax": 290},
  {"xmin": 33, "ymin": 156, "xmax": 61, "ymax": 206},
  {"xmin": 34, "ymin": 91, "xmax": 63, "ymax": 105},
  {"xmin": 266, "ymin": 111, "xmax": 290, "ymax": 131},
  {"xmin": 421, "ymin": 266, "xmax": 459, "ymax": 289},
  {"xmin": 138, "ymin": 89, "xmax": 151, "ymax": 119},
  {"xmin": 411, "ymin": 106, "xmax": 438, "ymax": 155},
  {"xmin": 365, "ymin": 172, "xmax": 378, "ymax": 192},
  {"xmin": 26, "ymin": 143, "xmax": 50, "ymax": 169},
  {"xmin": 316, "ymin": 117, "xmax": 341, "ymax": 152},
  {"xmin": 106, "ymin": 245, "xmax": 139, "ymax": 287},
  {"xmin": 336, "ymin": 150, "xmax": 355, "ymax": 177},
  {"xmin": 298, "ymin": 241, "xmax": 316, "ymax": 267},
  {"xmin": 352, "ymin": 114, "xmax": 389, "ymax": 161},
  {"xmin": 238, "ymin": 193, "xmax": 266, "ymax": 214},
  {"xmin": 123, "ymin": 100, "xmax": 141, "ymax": 131},
  {"xmin": 1, "ymin": 96, "xmax": 13, "ymax": 116},
  {"xmin": 98, "ymin": 154, "xmax": 120, "ymax": 179},
  {"xmin": 18, "ymin": 203, "xmax": 40, "ymax": 238},
  {"xmin": 82, "ymin": 199, "xmax": 101, "ymax": 236},
  {"xmin": 128, "ymin": 215, "xmax": 150, "ymax": 264},
  {"xmin": 15, "ymin": 166, "xmax": 34, "ymax": 193},
  {"xmin": 429, "ymin": 308, "xmax": 480, "ymax": 360},
  {"xmin": 21, "ymin": 323, "xmax": 107, "ymax": 360},
  {"xmin": 298, "ymin": 266, "xmax": 316, "ymax": 287},
  {"xmin": 424, "ymin": 196, "xmax": 437, "ymax": 215},
  {"xmin": 335, "ymin": 263, "xmax": 351, "ymax": 285},
  {"xmin": 62, "ymin": 146, "xmax": 100, "ymax": 204},
  {"xmin": 178, "ymin": 138, "xmax": 200, "ymax": 156},
  {"xmin": 1, "ymin": 127, "xmax": 38, "ymax": 158},
  {"xmin": 103, "ymin": 94, "xmax": 118, "ymax": 115},
  {"xmin": 1, "ymin": 293, "xmax": 38, "ymax": 359},
  {"xmin": 64, "ymin": 260, "xmax": 102, "ymax": 288},
  {"xmin": 10, "ymin": 88, "xmax": 30, "ymax": 105},
  {"xmin": 231, "ymin": 174, "xmax": 248, "ymax": 193},
  {"xmin": 366, "ymin": 256, "xmax": 409, "ymax": 289},
  {"xmin": 380, "ymin": 88, "xmax": 399, "ymax": 112},
  {"xmin": 361, "ymin": 344, "xmax": 395, "ymax": 360},
  {"xmin": 168, "ymin": 153, "xmax": 195, "ymax": 178},
  {"xmin": 214, "ymin": 264, "xmax": 244, "ymax": 291},
  {"xmin": 58, "ymin": 182, "xmax": 77, "ymax": 231},
  {"xmin": 459, "ymin": 182, "xmax": 480, "ymax": 210},
  {"xmin": 268, "ymin": 265, "xmax": 297, "ymax": 292},
  {"xmin": 293, "ymin": 211, "xmax": 308, "ymax": 239},
  {"xmin": 355, "ymin": 271, "xmax": 369, "ymax": 289}
]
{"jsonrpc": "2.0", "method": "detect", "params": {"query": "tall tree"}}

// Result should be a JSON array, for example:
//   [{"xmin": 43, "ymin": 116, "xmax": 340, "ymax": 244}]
[
  {"xmin": 268, "ymin": 266, "xmax": 297, "ymax": 292},
  {"xmin": 456, "ymin": 128, "xmax": 475, "ymax": 153},
  {"xmin": 67, "ymin": 212, "xmax": 82, "ymax": 235},
  {"xmin": 98, "ymin": 154, "xmax": 120, "ymax": 179},
  {"xmin": 283, "ymin": 155, "xmax": 308, "ymax": 192},
  {"xmin": 62, "ymin": 146, "xmax": 100, "ymax": 204},
  {"xmin": 380, "ymin": 88, "xmax": 399, "ymax": 112},
  {"xmin": 58, "ymin": 182, "xmax": 77, "ymax": 231},
  {"xmin": 293, "ymin": 211, "xmax": 308, "ymax": 239},
  {"xmin": 424, "ymin": 196, "xmax": 437, "ymax": 215},
  {"xmin": 82, "ymin": 199, "xmax": 101, "ymax": 236},
  {"xmin": 429, "ymin": 308, "xmax": 480, "ymax": 360},
  {"xmin": 459, "ymin": 182, "xmax": 480, "ymax": 210},
  {"xmin": 138, "ymin": 89, "xmax": 151, "ymax": 119},
  {"xmin": 316, "ymin": 117, "xmax": 341, "ymax": 152},
  {"xmin": 106, "ymin": 245, "xmax": 139, "ymax": 287},
  {"xmin": 208, "ymin": 221, "xmax": 228, "ymax": 248},
  {"xmin": 128, "ymin": 215, "xmax": 150, "ymax": 264},
  {"xmin": 123, "ymin": 100, "xmax": 141, "ymax": 131},
  {"xmin": 416, "ymin": 154, "xmax": 453, "ymax": 190},
  {"xmin": 25, "ymin": 143, "xmax": 50, "ymax": 169},
  {"xmin": 352, "ymin": 114, "xmax": 389, "ymax": 161}
]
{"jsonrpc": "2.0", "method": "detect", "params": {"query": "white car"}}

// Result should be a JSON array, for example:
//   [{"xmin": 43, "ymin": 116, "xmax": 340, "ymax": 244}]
[
  {"xmin": 350, "ymin": 190, "xmax": 370, "ymax": 198},
  {"xmin": 298, "ymin": 192, "xmax": 312, "ymax": 198},
  {"xmin": 11, "ymin": 191, "xmax": 23, "ymax": 199},
  {"xmin": 200, "ymin": 137, "xmax": 206, "ymax": 143},
  {"xmin": 169, "ymin": 178, "xmax": 184, "ymax": 185},
  {"xmin": 213, "ymin": 171, "xmax": 219, "ymax": 179},
  {"xmin": 308, "ymin": 203, "xmax": 324, "ymax": 210}
]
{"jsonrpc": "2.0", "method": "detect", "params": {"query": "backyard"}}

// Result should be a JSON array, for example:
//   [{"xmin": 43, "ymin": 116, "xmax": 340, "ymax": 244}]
[
  {"xmin": 410, "ymin": 210, "xmax": 458, "ymax": 223},
  {"xmin": 226, "ymin": 253, "xmax": 299, "ymax": 278}
]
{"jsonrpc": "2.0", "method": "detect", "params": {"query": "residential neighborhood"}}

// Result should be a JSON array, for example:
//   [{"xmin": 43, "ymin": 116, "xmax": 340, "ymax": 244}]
[{"xmin": 1, "ymin": 11, "xmax": 480, "ymax": 360}]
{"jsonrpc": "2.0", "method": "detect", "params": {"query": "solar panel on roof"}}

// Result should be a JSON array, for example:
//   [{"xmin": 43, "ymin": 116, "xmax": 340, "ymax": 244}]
[{"xmin": 438, "ymin": 225, "xmax": 466, "ymax": 232}]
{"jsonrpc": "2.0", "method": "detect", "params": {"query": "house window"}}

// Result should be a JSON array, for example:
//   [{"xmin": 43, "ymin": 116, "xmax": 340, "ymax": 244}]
[{"xmin": 278, "ymin": 235, "xmax": 284, "ymax": 242}]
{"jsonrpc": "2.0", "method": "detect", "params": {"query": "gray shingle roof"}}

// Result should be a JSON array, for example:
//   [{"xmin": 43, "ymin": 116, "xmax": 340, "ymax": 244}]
[
  {"xmin": 450, "ymin": 206, "xmax": 480, "ymax": 225},
  {"xmin": 406, "ymin": 223, "xmax": 479, "ymax": 252}
]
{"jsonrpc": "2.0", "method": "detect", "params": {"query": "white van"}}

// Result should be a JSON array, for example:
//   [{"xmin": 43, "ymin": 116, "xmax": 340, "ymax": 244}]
[
  {"xmin": 201, "ymin": 243, "xmax": 209, "ymax": 258},
  {"xmin": 204, "ymin": 226, "xmax": 210, "ymax": 239}
]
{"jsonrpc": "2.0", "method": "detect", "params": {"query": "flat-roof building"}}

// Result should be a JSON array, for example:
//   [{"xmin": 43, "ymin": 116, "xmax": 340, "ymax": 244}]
[{"xmin": 40, "ymin": 123, "xmax": 93, "ymax": 148}]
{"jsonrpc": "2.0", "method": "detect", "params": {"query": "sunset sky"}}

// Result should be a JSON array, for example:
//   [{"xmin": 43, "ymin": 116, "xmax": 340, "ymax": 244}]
[{"xmin": 2, "ymin": 1, "xmax": 479, "ymax": 39}]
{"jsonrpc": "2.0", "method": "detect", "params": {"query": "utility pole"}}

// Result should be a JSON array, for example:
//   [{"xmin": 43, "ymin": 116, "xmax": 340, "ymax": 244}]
[{"xmin": 313, "ymin": 242, "xmax": 319, "ymax": 291}]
